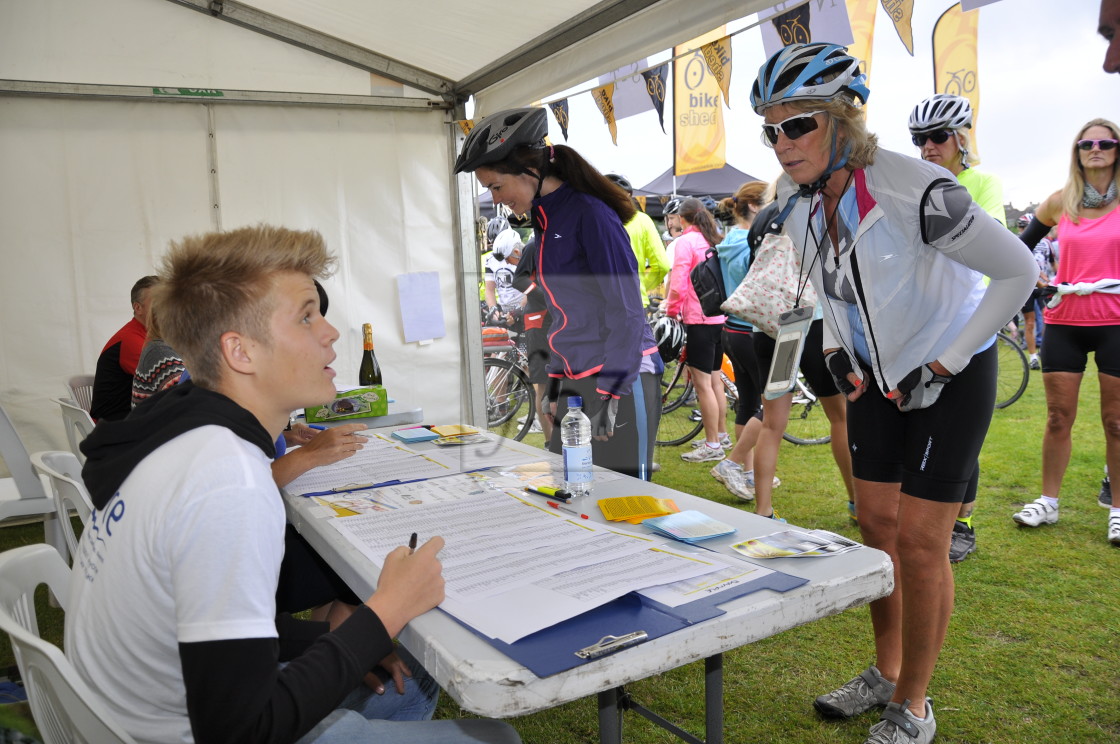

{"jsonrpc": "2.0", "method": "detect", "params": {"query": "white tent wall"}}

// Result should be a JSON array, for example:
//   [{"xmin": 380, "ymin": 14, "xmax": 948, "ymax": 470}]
[{"xmin": 0, "ymin": 0, "xmax": 470, "ymax": 455}]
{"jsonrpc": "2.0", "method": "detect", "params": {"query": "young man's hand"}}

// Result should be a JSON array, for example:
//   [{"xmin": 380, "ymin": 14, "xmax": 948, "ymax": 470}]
[{"xmin": 367, "ymin": 537, "xmax": 446, "ymax": 637}]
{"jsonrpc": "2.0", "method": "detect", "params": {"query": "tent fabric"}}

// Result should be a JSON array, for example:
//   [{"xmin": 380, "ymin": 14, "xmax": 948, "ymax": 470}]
[
  {"xmin": 636, "ymin": 164, "xmax": 764, "ymax": 198},
  {"xmin": 0, "ymin": 0, "xmax": 781, "ymax": 455}
]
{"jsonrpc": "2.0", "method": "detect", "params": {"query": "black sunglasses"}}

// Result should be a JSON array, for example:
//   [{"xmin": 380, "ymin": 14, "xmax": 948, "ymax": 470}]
[
  {"xmin": 1077, "ymin": 138, "xmax": 1119, "ymax": 151},
  {"xmin": 761, "ymin": 111, "xmax": 824, "ymax": 147},
  {"xmin": 911, "ymin": 130, "xmax": 953, "ymax": 147}
]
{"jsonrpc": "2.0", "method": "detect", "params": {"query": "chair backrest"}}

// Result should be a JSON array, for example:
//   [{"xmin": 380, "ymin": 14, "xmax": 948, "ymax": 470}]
[
  {"xmin": 65, "ymin": 375, "xmax": 95, "ymax": 414},
  {"xmin": 0, "ymin": 544, "xmax": 136, "ymax": 744},
  {"xmin": 54, "ymin": 398, "xmax": 95, "ymax": 464},
  {"xmin": 0, "ymin": 400, "xmax": 50, "ymax": 510},
  {"xmin": 31, "ymin": 451, "xmax": 93, "ymax": 561}
]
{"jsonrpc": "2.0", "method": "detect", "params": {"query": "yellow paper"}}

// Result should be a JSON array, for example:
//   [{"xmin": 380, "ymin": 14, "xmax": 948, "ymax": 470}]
[
  {"xmin": 430, "ymin": 424, "xmax": 478, "ymax": 436},
  {"xmin": 597, "ymin": 495, "xmax": 679, "ymax": 522}
]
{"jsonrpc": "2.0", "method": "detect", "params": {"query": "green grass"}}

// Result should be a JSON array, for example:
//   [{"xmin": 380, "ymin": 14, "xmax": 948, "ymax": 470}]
[{"xmin": 4, "ymin": 368, "xmax": 1119, "ymax": 743}]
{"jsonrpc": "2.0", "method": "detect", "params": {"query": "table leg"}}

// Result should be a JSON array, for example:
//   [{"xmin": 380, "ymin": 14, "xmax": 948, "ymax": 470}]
[
  {"xmin": 598, "ymin": 687, "xmax": 623, "ymax": 744},
  {"xmin": 705, "ymin": 653, "xmax": 723, "ymax": 744}
]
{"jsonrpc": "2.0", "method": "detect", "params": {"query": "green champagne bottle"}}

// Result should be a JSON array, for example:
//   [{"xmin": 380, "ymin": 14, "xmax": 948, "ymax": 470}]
[{"xmin": 359, "ymin": 323, "xmax": 382, "ymax": 386}]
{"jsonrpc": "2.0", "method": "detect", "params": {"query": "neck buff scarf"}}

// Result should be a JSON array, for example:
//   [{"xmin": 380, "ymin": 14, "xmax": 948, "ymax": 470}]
[{"xmin": 1082, "ymin": 180, "xmax": 1118, "ymax": 209}]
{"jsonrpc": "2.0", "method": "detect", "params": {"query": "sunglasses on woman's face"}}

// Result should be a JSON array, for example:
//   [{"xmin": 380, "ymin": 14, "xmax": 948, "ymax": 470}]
[
  {"xmin": 761, "ymin": 111, "xmax": 824, "ymax": 147},
  {"xmin": 911, "ymin": 130, "xmax": 953, "ymax": 147},
  {"xmin": 1077, "ymin": 138, "xmax": 1119, "ymax": 151}
]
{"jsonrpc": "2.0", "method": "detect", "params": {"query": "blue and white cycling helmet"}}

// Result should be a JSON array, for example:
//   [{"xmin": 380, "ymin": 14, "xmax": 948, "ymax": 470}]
[
  {"xmin": 750, "ymin": 43, "xmax": 869, "ymax": 114},
  {"xmin": 908, "ymin": 94, "xmax": 972, "ymax": 134}
]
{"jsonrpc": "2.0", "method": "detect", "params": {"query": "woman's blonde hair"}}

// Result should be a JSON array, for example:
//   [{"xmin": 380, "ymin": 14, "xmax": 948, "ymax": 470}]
[
  {"xmin": 1060, "ymin": 117, "xmax": 1120, "ymax": 224},
  {"xmin": 719, "ymin": 181, "xmax": 768, "ymax": 224},
  {"xmin": 780, "ymin": 99, "xmax": 878, "ymax": 170}
]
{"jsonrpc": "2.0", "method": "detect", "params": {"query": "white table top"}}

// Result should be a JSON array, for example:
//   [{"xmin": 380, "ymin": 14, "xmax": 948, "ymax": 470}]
[{"xmin": 283, "ymin": 431, "xmax": 894, "ymax": 718}]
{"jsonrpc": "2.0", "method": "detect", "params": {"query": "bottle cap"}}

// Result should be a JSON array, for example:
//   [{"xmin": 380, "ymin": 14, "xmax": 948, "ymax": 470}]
[{"xmin": 567, "ymin": 395, "xmax": 583, "ymax": 408}]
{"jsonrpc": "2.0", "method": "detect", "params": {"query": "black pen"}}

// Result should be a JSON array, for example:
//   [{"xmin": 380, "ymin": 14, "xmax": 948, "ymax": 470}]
[{"xmin": 408, "ymin": 532, "xmax": 417, "ymax": 554}]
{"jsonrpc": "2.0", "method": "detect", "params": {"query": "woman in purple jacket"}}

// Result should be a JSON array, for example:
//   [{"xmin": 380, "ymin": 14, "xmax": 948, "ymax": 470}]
[{"xmin": 455, "ymin": 107, "xmax": 661, "ymax": 480}]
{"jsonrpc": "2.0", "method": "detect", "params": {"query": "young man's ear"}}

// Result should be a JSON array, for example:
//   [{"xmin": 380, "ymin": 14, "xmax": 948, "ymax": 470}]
[{"xmin": 220, "ymin": 331, "xmax": 256, "ymax": 375}]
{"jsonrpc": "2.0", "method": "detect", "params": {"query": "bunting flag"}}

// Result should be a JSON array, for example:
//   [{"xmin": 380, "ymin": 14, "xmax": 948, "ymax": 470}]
[
  {"xmin": 456, "ymin": 119, "xmax": 474, "ymax": 136},
  {"xmin": 674, "ymin": 28, "xmax": 727, "ymax": 176},
  {"xmin": 599, "ymin": 59, "xmax": 653, "ymax": 120},
  {"xmin": 635, "ymin": 195, "xmax": 647, "ymax": 212},
  {"xmin": 700, "ymin": 35, "xmax": 733, "ymax": 107},
  {"xmin": 759, "ymin": 1, "xmax": 854, "ymax": 58},
  {"xmin": 641, "ymin": 64, "xmax": 669, "ymax": 133},
  {"xmin": 932, "ymin": 3, "xmax": 982, "ymax": 162},
  {"xmin": 592, "ymin": 83, "xmax": 618, "ymax": 145},
  {"xmin": 547, "ymin": 100, "xmax": 570, "ymax": 141},
  {"xmin": 880, "ymin": 0, "xmax": 915, "ymax": 55}
]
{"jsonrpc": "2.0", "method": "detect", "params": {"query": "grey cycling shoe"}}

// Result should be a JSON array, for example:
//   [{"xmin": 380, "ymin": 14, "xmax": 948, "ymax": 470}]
[{"xmin": 814, "ymin": 665, "xmax": 896, "ymax": 719}]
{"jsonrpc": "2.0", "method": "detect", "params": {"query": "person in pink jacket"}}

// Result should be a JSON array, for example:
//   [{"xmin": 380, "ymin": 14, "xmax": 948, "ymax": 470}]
[{"xmin": 664, "ymin": 197, "xmax": 729, "ymax": 462}]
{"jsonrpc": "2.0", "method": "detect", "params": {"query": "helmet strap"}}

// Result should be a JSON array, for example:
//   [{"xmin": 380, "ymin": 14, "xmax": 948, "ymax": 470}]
[
  {"xmin": 954, "ymin": 131, "xmax": 971, "ymax": 169},
  {"xmin": 798, "ymin": 127, "xmax": 851, "ymax": 198}
]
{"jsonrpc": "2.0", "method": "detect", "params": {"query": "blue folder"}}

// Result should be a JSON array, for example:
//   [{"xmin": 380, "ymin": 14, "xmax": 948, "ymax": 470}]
[{"xmin": 449, "ymin": 566, "xmax": 807, "ymax": 678}]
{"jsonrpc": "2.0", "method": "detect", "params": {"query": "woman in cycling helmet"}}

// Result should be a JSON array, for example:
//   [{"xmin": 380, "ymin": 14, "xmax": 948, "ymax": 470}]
[
  {"xmin": 909, "ymin": 93, "xmax": 1008, "ymax": 564},
  {"xmin": 664, "ymin": 197, "xmax": 728, "ymax": 464},
  {"xmin": 908, "ymin": 94, "xmax": 1005, "ymax": 226},
  {"xmin": 455, "ymin": 107, "xmax": 661, "ymax": 481},
  {"xmin": 1010, "ymin": 118, "xmax": 1120, "ymax": 547},
  {"xmin": 752, "ymin": 43, "xmax": 1036, "ymax": 743}
]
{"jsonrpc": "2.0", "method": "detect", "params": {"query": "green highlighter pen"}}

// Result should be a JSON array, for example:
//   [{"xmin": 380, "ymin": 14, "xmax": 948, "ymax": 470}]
[{"xmin": 524, "ymin": 485, "xmax": 573, "ymax": 502}]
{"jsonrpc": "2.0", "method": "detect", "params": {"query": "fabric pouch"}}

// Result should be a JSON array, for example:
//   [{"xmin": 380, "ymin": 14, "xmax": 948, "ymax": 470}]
[{"xmin": 720, "ymin": 233, "xmax": 817, "ymax": 338}]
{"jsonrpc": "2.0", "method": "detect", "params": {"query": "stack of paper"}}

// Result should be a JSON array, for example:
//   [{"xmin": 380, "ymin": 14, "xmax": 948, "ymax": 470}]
[
  {"xmin": 597, "ymin": 495, "xmax": 680, "ymax": 524},
  {"xmin": 642, "ymin": 510, "xmax": 736, "ymax": 544},
  {"xmin": 732, "ymin": 529, "xmax": 861, "ymax": 559}
]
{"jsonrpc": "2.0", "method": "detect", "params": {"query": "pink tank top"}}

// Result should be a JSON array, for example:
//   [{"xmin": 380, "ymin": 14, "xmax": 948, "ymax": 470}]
[{"xmin": 1044, "ymin": 206, "xmax": 1120, "ymax": 326}]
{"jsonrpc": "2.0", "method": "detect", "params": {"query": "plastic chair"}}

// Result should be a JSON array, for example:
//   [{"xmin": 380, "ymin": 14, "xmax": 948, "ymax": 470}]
[
  {"xmin": 0, "ymin": 401, "xmax": 64, "ymax": 560},
  {"xmin": 0, "ymin": 544, "xmax": 137, "ymax": 744},
  {"xmin": 54, "ymin": 398, "xmax": 94, "ymax": 464},
  {"xmin": 65, "ymin": 375, "xmax": 95, "ymax": 414},
  {"xmin": 31, "ymin": 451, "xmax": 93, "ymax": 563}
]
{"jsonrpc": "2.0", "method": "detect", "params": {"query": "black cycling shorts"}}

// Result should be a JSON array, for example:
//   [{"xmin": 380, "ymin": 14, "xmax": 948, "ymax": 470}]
[
  {"xmin": 1040, "ymin": 323, "xmax": 1120, "ymax": 377},
  {"xmin": 847, "ymin": 343, "xmax": 996, "ymax": 503},
  {"xmin": 523, "ymin": 326, "xmax": 550, "ymax": 384},
  {"xmin": 752, "ymin": 319, "xmax": 840, "ymax": 398},
  {"xmin": 684, "ymin": 323, "xmax": 724, "ymax": 374},
  {"xmin": 722, "ymin": 326, "xmax": 762, "ymax": 425}
]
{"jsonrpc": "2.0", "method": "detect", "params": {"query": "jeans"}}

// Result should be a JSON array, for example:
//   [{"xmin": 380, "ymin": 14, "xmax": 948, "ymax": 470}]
[{"xmin": 295, "ymin": 647, "xmax": 520, "ymax": 744}]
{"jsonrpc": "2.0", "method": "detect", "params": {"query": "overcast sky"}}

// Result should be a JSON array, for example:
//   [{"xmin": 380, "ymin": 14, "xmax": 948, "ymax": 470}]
[{"xmin": 537, "ymin": 0, "xmax": 1116, "ymax": 210}]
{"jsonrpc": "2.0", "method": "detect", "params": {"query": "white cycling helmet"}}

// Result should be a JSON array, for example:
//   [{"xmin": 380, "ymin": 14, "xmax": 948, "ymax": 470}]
[
  {"xmin": 652, "ymin": 316, "xmax": 685, "ymax": 363},
  {"xmin": 908, "ymin": 94, "xmax": 972, "ymax": 134},
  {"xmin": 491, "ymin": 228, "xmax": 523, "ymax": 261},
  {"xmin": 751, "ymin": 43, "xmax": 869, "ymax": 114}
]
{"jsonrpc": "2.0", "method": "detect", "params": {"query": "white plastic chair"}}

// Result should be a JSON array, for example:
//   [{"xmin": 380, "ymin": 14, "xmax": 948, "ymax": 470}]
[
  {"xmin": 54, "ymin": 398, "xmax": 95, "ymax": 464},
  {"xmin": 31, "ymin": 451, "xmax": 93, "ymax": 563},
  {"xmin": 65, "ymin": 375, "xmax": 95, "ymax": 414},
  {"xmin": 0, "ymin": 401, "xmax": 64, "ymax": 560},
  {"xmin": 0, "ymin": 544, "xmax": 137, "ymax": 744}
]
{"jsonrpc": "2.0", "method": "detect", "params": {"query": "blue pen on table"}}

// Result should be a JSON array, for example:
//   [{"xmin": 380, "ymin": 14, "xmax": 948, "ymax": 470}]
[{"xmin": 308, "ymin": 424, "xmax": 327, "ymax": 431}]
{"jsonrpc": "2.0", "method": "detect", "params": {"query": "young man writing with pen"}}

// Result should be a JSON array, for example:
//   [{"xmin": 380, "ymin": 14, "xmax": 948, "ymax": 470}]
[{"xmin": 69, "ymin": 226, "xmax": 521, "ymax": 744}]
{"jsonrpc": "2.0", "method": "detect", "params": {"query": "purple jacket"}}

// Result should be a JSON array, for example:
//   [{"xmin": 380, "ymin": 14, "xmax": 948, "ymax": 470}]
[{"xmin": 532, "ymin": 184, "xmax": 657, "ymax": 398}]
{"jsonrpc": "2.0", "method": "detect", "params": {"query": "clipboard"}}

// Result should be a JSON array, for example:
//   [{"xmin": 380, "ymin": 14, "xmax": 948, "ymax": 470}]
[{"xmin": 449, "ymin": 568, "xmax": 807, "ymax": 678}]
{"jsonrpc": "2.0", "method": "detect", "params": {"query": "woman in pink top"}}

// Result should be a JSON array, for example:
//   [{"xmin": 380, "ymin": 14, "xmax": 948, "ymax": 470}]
[
  {"xmin": 1011, "ymin": 118, "xmax": 1120, "ymax": 547},
  {"xmin": 664, "ymin": 197, "xmax": 728, "ymax": 463}
]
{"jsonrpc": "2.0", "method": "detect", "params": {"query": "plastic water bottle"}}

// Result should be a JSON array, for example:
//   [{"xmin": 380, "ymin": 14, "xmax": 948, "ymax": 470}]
[{"xmin": 561, "ymin": 396, "xmax": 593, "ymax": 498}]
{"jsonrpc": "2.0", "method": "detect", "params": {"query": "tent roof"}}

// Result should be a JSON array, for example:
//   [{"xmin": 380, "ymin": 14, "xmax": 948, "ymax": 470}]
[
  {"xmin": 636, "ymin": 164, "xmax": 762, "ymax": 198},
  {"xmin": 172, "ymin": 0, "xmax": 771, "ymax": 112}
]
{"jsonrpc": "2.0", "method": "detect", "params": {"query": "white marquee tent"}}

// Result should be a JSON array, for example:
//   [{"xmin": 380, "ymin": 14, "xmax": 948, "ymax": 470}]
[{"xmin": 0, "ymin": 0, "xmax": 772, "ymax": 453}]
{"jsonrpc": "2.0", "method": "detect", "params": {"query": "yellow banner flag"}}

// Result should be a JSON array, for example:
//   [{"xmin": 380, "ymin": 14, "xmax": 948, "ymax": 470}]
[
  {"xmin": 880, "ymin": 0, "xmax": 915, "ymax": 55},
  {"xmin": 932, "ymin": 3, "xmax": 981, "ymax": 163},
  {"xmin": 456, "ymin": 119, "xmax": 474, "ymax": 136},
  {"xmin": 700, "ymin": 35, "xmax": 733, "ymax": 107},
  {"xmin": 592, "ymin": 83, "xmax": 618, "ymax": 145},
  {"xmin": 846, "ymin": 0, "xmax": 878, "ymax": 79},
  {"xmin": 635, "ymin": 195, "xmax": 647, "ymax": 212},
  {"xmin": 674, "ymin": 27, "xmax": 727, "ymax": 177}
]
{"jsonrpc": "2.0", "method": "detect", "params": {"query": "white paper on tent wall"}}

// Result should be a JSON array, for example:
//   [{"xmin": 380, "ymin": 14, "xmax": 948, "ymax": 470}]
[
  {"xmin": 396, "ymin": 272, "xmax": 446, "ymax": 343},
  {"xmin": 758, "ymin": 1, "xmax": 855, "ymax": 59}
]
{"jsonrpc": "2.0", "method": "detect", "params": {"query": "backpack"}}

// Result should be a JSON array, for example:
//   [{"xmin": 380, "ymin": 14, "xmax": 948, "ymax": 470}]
[{"xmin": 689, "ymin": 247, "xmax": 727, "ymax": 317}]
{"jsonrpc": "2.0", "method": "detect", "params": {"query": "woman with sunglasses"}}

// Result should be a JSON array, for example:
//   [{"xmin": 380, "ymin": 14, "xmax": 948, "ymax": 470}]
[
  {"xmin": 908, "ymin": 93, "xmax": 1007, "ymax": 565},
  {"xmin": 751, "ymin": 43, "xmax": 1036, "ymax": 744},
  {"xmin": 454, "ymin": 107, "xmax": 661, "ymax": 482},
  {"xmin": 1011, "ymin": 118, "xmax": 1120, "ymax": 548}
]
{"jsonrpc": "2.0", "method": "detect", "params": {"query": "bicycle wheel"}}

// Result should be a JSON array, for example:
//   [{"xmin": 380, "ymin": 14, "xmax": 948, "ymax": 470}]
[
  {"xmin": 994, "ymin": 331, "xmax": 1029, "ymax": 409},
  {"xmin": 660, "ymin": 357, "xmax": 693, "ymax": 414},
  {"xmin": 656, "ymin": 403, "xmax": 703, "ymax": 447},
  {"xmin": 783, "ymin": 379, "xmax": 831, "ymax": 446},
  {"xmin": 483, "ymin": 357, "xmax": 535, "ymax": 440}
]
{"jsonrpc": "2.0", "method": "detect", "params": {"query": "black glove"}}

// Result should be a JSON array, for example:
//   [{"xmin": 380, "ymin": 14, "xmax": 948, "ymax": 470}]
[
  {"xmin": 824, "ymin": 349, "xmax": 859, "ymax": 396},
  {"xmin": 588, "ymin": 395, "xmax": 619, "ymax": 438},
  {"xmin": 895, "ymin": 364, "xmax": 953, "ymax": 412}
]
